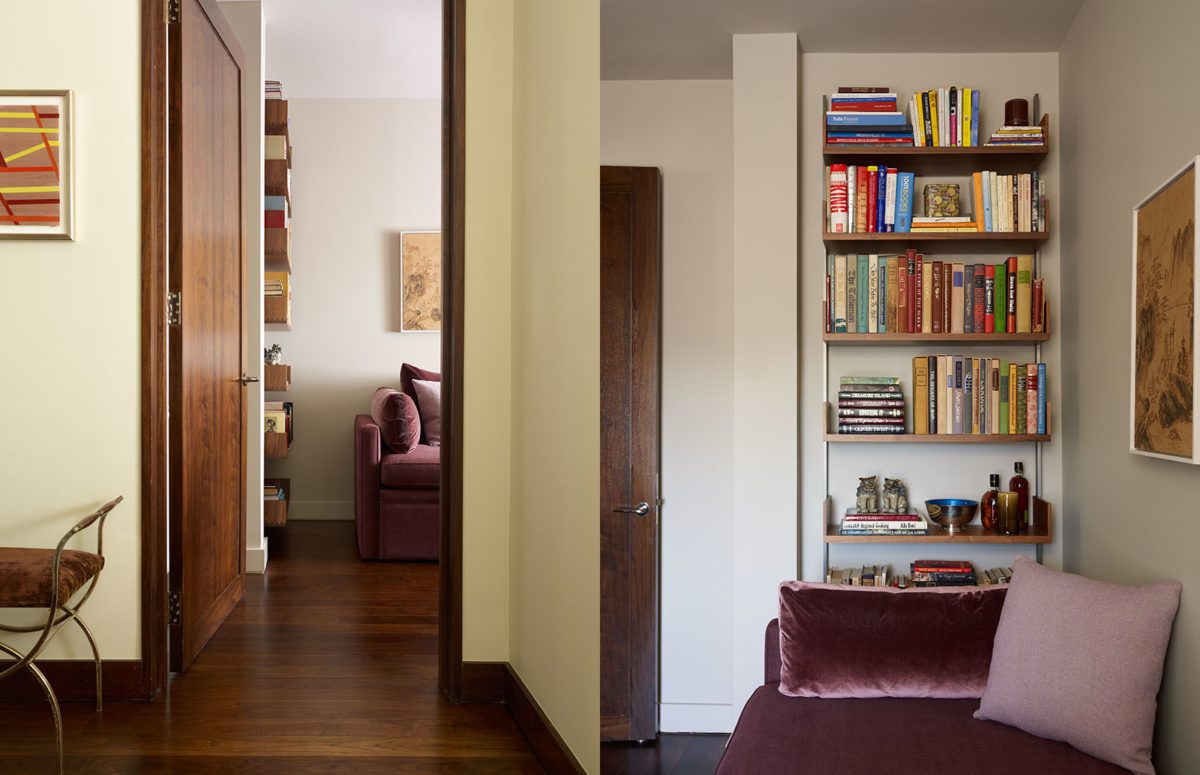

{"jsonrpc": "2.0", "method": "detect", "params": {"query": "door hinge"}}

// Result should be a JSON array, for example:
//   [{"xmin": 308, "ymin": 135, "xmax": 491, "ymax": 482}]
[
  {"xmin": 168, "ymin": 591, "xmax": 182, "ymax": 625},
  {"xmin": 167, "ymin": 291, "xmax": 181, "ymax": 326},
  {"xmin": 166, "ymin": 0, "xmax": 181, "ymax": 24}
]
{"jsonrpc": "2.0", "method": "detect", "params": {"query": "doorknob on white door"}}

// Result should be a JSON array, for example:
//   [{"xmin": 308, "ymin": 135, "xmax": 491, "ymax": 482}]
[{"xmin": 613, "ymin": 502, "xmax": 650, "ymax": 516}]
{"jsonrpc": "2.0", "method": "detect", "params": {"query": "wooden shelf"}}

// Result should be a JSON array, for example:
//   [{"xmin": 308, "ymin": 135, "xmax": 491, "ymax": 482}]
[
  {"xmin": 265, "ymin": 227, "xmax": 291, "ymax": 273},
  {"xmin": 264, "ymin": 293, "xmax": 291, "ymax": 328},
  {"xmin": 264, "ymin": 432, "xmax": 289, "ymax": 459},
  {"xmin": 265, "ymin": 99, "xmax": 289, "ymax": 138},
  {"xmin": 264, "ymin": 364, "xmax": 291, "ymax": 392},
  {"xmin": 825, "ymin": 498, "xmax": 1051, "ymax": 544},
  {"xmin": 823, "ymin": 231, "xmax": 1048, "ymax": 244},
  {"xmin": 825, "ymin": 433, "xmax": 1050, "ymax": 443},
  {"xmin": 264, "ymin": 477, "xmax": 289, "ymax": 527},
  {"xmin": 265, "ymin": 159, "xmax": 290, "ymax": 203},
  {"xmin": 824, "ymin": 332, "xmax": 1048, "ymax": 345}
]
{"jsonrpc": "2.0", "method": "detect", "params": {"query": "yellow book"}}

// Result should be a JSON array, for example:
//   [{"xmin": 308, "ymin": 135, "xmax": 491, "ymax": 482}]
[
  {"xmin": 913, "ymin": 357, "xmax": 930, "ymax": 435},
  {"xmin": 929, "ymin": 90, "xmax": 940, "ymax": 147},
  {"xmin": 1008, "ymin": 363, "xmax": 1019, "ymax": 434},
  {"xmin": 964, "ymin": 88, "xmax": 973, "ymax": 147},
  {"xmin": 1015, "ymin": 254, "xmax": 1034, "ymax": 333},
  {"xmin": 265, "ymin": 270, "xmax": 289, "ymax": 298}
]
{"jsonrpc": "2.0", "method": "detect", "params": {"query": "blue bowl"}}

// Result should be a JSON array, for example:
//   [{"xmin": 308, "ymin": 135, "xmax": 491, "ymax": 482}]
[{"xmin": 925, "ymin": 499, "xmax": 979, "ymax": 532}]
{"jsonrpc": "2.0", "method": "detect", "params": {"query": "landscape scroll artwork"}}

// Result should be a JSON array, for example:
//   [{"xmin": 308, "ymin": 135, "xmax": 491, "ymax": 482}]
[
  {"xmin": 0, "ymin": 91, "xmax": 72, "ymax": 239},
  {"xmin": 1132, "ymin": 160, "xmax": 1198, "ymax": 463},
  {"xmin": 401, "ymin": 230, "xmax": 442, "ymax": 332}
]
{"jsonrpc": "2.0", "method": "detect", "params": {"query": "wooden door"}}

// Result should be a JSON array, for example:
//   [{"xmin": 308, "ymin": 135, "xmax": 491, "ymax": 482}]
[
  {"xmin": 167, "ymin": 0, "xmax": 248, "ymax": 673},
  {"xmin": 600, "ymin": 166, "xmax": 661, "ymax": 742}
]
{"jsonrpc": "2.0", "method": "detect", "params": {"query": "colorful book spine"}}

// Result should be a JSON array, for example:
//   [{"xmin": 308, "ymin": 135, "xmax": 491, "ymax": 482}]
[
  {"xmin": 1026, "ymin": 364, "xmax": 1038, "ymax": 434},
  {"xmin": 999, "ymin": 360, "xmax": 1010, "ymax": 434},
  {"xmin": 868, "ymin": 255, "xmax": 880, "ymax": 334},
  {"xmin": 952, "ymin": 356, "xmax": 964, "ymax": 434},
  {"xmin": 972, "ymin": 266, "xmax": 986, "ymax": 333},
  {"xmin": 984, "ymin": 265, "xmax": 995, "ymax": 333},
  {"xmin": 866, "ymin": 166, "xmax": 878, "ymax": 233},
  {"xmin": 972, "ymin": 172, "xmax": 984, "ymax": 232},
  {"xmin": 931, "ymin": 261, "xmax": 943, "ymax": 334},
  {"xmin": 1015, "ymin": 367, "xmax": 1027, "ymax": 434},
  {"xmin": 886, "ymin": 256, "xmax": 899, "ymax": 334},
  {"xmin": 970, "ymin": 89, "xmax": 980, "ymax": 146},
  {"xmin": 921, "ymin": 91, "xmax": 933, "ymax": 147},
  {"xmin": 1037, "ymin": 363, "xmax": 1048, "ymax": 435},
  {"xmin": 846, "ymin": 257, "xmax": 858, "ymax": 333},
  {"xmin": 982, "ymin": 171, "xmax": 992, "ymax": 232},
  {"xmin": 884, "ymin": 169, "xmax": 898, "ymax": 232},
  {"xmin": 1015, "ymin": 254, "xmax": 1033, "ymax": 333},
  {"xmin": 963, "ymin": 265, "xmax": 975, "ymax": 334},
  {"xmin": 896, "ymin": 172, "xmax": 915, "ymax": 232},
  {"xmin": 1006, "ymin": 256, "xmax": 1018, "ymax": 332},
  {"xmin": 917, "ymin": 254, "xmax": 928, "ymax": 334},
  {"xmin": 834, "ymin": 255, "xmax": 848, "ymax": 333},
  {"xmin": 876, "ymin": 166, "xmax": 887, "ymax": 234},
  {"xmin": 897, "ymin": 256, "xmax": 909, "ymax": 334},
  {"xmin": 994, "ymin": 262, "xmax": 1007, "ymax": 333},
  {"xmin": 857, "ymin": 255, "xmax": 869, "ymax": 333},
  {"xmin": 829, "ymin": 164, "xmax": 848, "ymax": 232},
  {"xmin": 906, "ymin": 251, "xmax": 918, "ymax": 333},
  {"xmin": 950, "ymin": 264, "xmax": 965, "ymax": 334}
]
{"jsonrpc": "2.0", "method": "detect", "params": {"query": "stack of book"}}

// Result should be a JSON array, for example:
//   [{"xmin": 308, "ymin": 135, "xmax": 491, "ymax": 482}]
[
  {"xmin": 837, "ymin": 376, "xmax": 905, "ymax": 434},
  {"xmin": 825, "ymin": 565, "xmax": 890, "ymax": 586},
  {"xmin": 263, "ymin": 482, "xmax": 285, "ymax": 502},
  {"xmin": 264, "ymin": 400, "xmax": 294, "ymax": 441},
  {"xmin": 825, "ymin": 88, "xmax": 913, "ymax": 146},
  {"xmin": 839, "ymin": 510, "xmax": 927, "ymax": 536},
  {"xmin": 979, "ymin": 567, "xmax": 1014, "ymax": 585},
  {"xmin": 974, "ymin": 170, "xmax": 1046, "ymax": 232},
  {"xmin": 825, "ymin": 164, "xmax": 915, "ymax": 233},
  {"xmin": 911, "ymin": 355, "xmax": 1048, "ymax": 436},
  {"xmin": 264, "ymin": 80, "xmax": 284, "ymax": 100},
  {"xmin": 987, "ymin": 124, "xmax": 1043, "ymax": 146},
  {"xmin": 826, "ymin": 252, "xmax": 1047, "ymax": 336},
  {"xmin": 264, "ymin": 271, "xmax": 289, "ymax": 299},
  {"xmin": 910, "ymin": 559, "xmax": 976, "ymax": 586},
  {"xmin": 265, "ymin": 194, "xmax": 289, "ymax": 230},
  {"xmin": 910, "ymin": 216, "xmax": 976, "ymax": 233},
  {"xmin": 909, "ymin": 87, "xmax": 981, "ymax": 147}
]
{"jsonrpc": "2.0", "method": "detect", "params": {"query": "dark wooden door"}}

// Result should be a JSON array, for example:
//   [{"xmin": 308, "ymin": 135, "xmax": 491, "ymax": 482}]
[
  {"xmin": 167, "ymin": 0, "xmax": 248, "ymax": 673},
  {"xmin": 600, "ymin": 166, "xmax": 661, "ymax": 742}
]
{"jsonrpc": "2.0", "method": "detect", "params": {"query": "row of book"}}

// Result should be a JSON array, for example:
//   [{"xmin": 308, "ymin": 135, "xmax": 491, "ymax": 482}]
[
  {"xmin": 265, "ymin": 271, "xmax": 290, "ymax": 299},
  {"xmin": 824, "ymin": 252, "xmax": 1048, "ymax": 336},
  {"xmin": 912, "ymin": 356, "xmax": 1048, "ymax": 436},
  {"xmin": 910, "ymin": 559, "xmax": 976, "ymax": 586},
  {"xmin": 265, "ymin": 80, "xmax": 284, "ymax": 100},
  {"xmin": 825, "ymin": 562, "xmax": 1014, "ymax": 588},
  {"xmin": 263, "ymin": 482, "xmax": 286, "ymax": 502},
  {"xmin": 264, "ymin": 400, "xmax": 294, "ymax": 441},
  {"xmin": 839, "ymin": 510, "xmax": 927, "ymax": 536},
  {"xmin": 909, "ymin": 87, "xmax": 982, "ymax": 147},
  {"xmin": 837, "ymin": 376, "xmax": 905, "ymax": 435},
  {"xmin": 974, "ymin": 171, "xmax": 1046, "ymax": 233},
  {"xmin": 265, "ymin": 194, "xmax": 289, "ymax": 230},
  {"xmin": 825, "ymin": 564, "xmax": 890, "ymax": 586},
  {"xmin": 827, "ymin": 164, "xmax": 915, "ymax": 232},
  {"xmin": 825, "ymin": 89, "xmax": 913, "ymax": 145}
]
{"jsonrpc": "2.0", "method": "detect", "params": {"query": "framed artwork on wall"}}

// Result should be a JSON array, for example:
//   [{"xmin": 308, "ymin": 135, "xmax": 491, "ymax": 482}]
[
  {"xmin": 1130, "ymin": 156, "xmax": 1199, "ymax": 463},
  {"xmin": 0, "ymin": 90, "xmax": 73, "ymax": 240},
  {"xmin": 401, "ymin": 229, "xmax": 442, "ymax": 332}
]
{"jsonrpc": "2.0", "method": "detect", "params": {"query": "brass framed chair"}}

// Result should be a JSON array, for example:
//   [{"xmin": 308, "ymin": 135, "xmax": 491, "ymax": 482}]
[{"xmin": 0, "ymin": 495, "xmax": 123, "ymax": 774}]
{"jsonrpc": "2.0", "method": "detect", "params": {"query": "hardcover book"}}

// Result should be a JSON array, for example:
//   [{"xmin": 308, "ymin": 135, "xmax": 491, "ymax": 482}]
[{"xmin": 913, "ymin": 357, "xmax": 929, "ymax": 435}]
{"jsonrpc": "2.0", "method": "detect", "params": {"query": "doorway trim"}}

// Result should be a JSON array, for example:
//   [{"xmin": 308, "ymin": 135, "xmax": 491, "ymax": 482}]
[{"xmin": 138, "ymin": 0, "xmax": 466, "ymax": 700}]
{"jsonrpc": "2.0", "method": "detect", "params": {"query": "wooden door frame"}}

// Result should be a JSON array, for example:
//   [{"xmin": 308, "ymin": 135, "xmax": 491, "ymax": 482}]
[{"xmin": 138, "ymin": 0, "xmax": 466, "ymax": 701}]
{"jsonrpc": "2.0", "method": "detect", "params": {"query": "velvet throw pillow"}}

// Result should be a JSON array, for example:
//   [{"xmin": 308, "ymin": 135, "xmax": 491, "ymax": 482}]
[
  {"xmin": 975, "ymin": 556, "xmax": 1181, "ymax": 775},
  {"xmin": 370, "ymin": 387, "xmax": 421, "ymax": 453},
  {"xmin": 412, "ymin": 379, "xmax": 442, "ymax": 446},
  {"xmin": 778, "ymin": 581, "xmax": 1007, "ymax": 699},
  {"xmin": 400, "ymin": 363, "xmax": 440, "ymax": 406}
]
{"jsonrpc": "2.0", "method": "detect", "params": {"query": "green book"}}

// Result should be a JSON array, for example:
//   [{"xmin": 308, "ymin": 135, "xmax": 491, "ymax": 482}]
[
  {"xmin": 994, "ymin": 262, "xmax": 1007, "ymax": 333},
  {"xmin": 998, "ymin": 360, "xmax": 1009, "ymax": 434},
  {"xmin": 1015, "ymin": 368, "xmax": 1027, "ymax": 434},
  {"xmin": 857, "ymin": 254, "xmax": 869, "ymax": 334}
]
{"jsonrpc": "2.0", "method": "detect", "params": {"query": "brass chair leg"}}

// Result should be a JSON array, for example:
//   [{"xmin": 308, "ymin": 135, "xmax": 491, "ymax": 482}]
[
  {"xmin": 62, "ymin": 608, "xmax": 102, "ymax": 712},
  {"xmin": 0, "ymin": 641, "xmax": 64, "ymax": 775}
]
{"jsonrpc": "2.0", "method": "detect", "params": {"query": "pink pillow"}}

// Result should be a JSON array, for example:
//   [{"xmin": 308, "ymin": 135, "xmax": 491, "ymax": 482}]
[
  {"xmin": 370, "ymin": 387, "xmax": 420, "ymax": 453},
  {"xmin": 975, "ymin": 556, "xmax": 1181, "ymax": 775},
  {"xmin": 778, "ymin": 581, "xmax": 1007, "ymax": 698},
  {"xmin": 412, "ymin": 379, "xmax": 441, "ymax": 446}
]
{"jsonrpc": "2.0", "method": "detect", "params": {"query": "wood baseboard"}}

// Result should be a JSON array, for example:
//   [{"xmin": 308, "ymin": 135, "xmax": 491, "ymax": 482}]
[
  {"xmin": 462, "ymin": 661, "xmax": 585, "ymax": 774},
  {"xmin": 0, "ymin": 660, "xmax": 144, "ymax": 702}
]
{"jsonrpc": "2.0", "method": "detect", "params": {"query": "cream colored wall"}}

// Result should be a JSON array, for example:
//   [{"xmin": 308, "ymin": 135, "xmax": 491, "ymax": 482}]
[
  {"xmin": 1059, "ymin": 1, "xmax": 1200, "ymax": 769},
  {"xmin": 509, "ymin": 0, "xmax": 601, "ymax": 771},
  {"xmin": 462, "ymin": 0, "xmax": 514, "ymax": 661},
  {"xmin": 265, "ymin": 98, "xmax": 441, "ymax": 520},
  {"xmin": 0, "ymin": 0, "xmax": 142, "ymax": 658}
]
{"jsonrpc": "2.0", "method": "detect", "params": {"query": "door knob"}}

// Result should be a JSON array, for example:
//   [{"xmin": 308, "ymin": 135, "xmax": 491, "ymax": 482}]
[
  {"xmin": 240, "ymin": 373, "xmax": 260, "ymax": 385},
  {"xmin": 613, "ymin": 502, "xmax": 650, "ymax": 516}
]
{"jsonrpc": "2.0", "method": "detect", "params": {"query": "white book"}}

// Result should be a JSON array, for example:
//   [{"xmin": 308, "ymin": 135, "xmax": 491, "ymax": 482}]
[
  {"xmin": 831, "ymin": 92, "xmax": 897, "ymax": 99},
  {"xmin": 867, "ymin": 255, "xmax": 879, "ymax": 333},
  {"xmin": 990, "ymin": 172, "xmax": 1000, "ymax": 232},
  {"xmin": 884, "ymin": 169, "xmax": 897, "ymax": 232}
]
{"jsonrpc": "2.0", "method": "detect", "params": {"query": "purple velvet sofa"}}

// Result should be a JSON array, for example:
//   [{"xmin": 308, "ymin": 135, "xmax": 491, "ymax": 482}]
[
  {"xmin": 353, "ymin": 414, "xmax": 439, "ymax": 560},
  {"xmin": 713, "ymin": 619, "xmax": 1127, "ymax": 774}
]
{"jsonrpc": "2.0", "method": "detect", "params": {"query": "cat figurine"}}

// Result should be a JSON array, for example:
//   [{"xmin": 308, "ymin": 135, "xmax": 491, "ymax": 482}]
[{"xmin": 856, "ymin": 475, "xmax": 879, "ymax": 513}]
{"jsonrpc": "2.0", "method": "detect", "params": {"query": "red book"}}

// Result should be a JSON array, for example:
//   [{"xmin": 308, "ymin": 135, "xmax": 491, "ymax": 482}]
[
  {"xmin": 1032, "ymin": 278, "xmax": 1045, "ymax": 333},
  {"xmin": 896, "ymin": 259, "xmax": 908, "ymax": 334},
  {"xmin": 866, "ymin": 172, "xmax": 878, "ymax": 232},
  {"xmin": 1027, "ymin": 363, "xmax": 1039, "ymax": 434},
  {"xmin": 825, "ymin": 137, "xmax": 912, "ymax": 144},
  {"xmin": 264, "ymin": 209, "xmax": 286, "ymax": 228},
  {"xmin": 906, "ymin": 250, "xmax": 917, "ymax": 334},
  {"xmin": 914, "ymin": 253, "xmax": 924, "ymax": 333},
  {"xmin": 984, "ymin": 265, "xmax": 996, "ymax": 333},
  {"xmin": 1006, "ymin": 256, "xmax": 1018, "ymax": 332},
  {"xmin": 931, "ymin": 261, "xmax": 944, "ymax": 334},
  {"xmin": 855, "ymin": 166, "xmax": 870, "ymax": 231},
  {"xmin": 829, "ymin": 102, "xmax": 898, "ymax": 112},
  {"xmin": 912, "ymin": 560, "xmax": 973, "ymax": 571},
  {"xmin": 942, "ymin": 268, "xmax": 953, "ymax": 334}
]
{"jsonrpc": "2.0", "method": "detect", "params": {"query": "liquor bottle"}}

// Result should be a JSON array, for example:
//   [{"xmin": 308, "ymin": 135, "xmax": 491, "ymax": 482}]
[
  {"xmin": 980, "ymin": 474, "xmax": 1000, "ymax": 531},
  {"xmin": 1009, "ymin": 461, "xmax": 1030, "ymax": 529}
]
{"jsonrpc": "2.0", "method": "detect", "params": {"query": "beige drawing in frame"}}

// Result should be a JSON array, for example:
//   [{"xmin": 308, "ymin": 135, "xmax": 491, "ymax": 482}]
[
  {"xmin": 1130, "ymin": 157, "xmax": 1199, "ymax": 463},
  {"xmin": 401, "ymin": 230, "xmax": 442, "ymax": 332}
]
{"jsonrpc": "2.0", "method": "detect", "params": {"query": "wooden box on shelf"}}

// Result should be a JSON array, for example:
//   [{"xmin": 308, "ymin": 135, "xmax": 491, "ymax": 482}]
[
  {"xmin": 265, "ymin": 227, "xmax": 291, "ymax": 273},
  {"xmin": 264, "ymin": 292, "xmax": 291, "ymax": 329},
  {"xmin": 822, "ymin": 495, "xmax": 1052, "ymax": 545},
  {"xmin": 265, "ymin": 159, "xmax": 290, "ymax": 199},
  {"xmin": 264, "ymin": 477, "xmax": 289, "ymax": 528},
  {"xmin": 264, "ymin": 364, "xmax": 291, "ymax": 392},
  {"xmin": 266, "ymin": 99, "xmax": 288, "ymax": 135},
  {"xmin": 264, "ymin": 431, "xmax": 289, "ymax": 460}
]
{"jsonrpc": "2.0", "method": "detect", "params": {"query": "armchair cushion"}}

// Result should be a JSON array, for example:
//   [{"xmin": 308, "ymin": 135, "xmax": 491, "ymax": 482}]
[
  {"xmin": 380, "ymin": 443, "xmax": 441, "ymax": 488},
  {"xmin": 0, "ymin": 548, "xmax": 104, "ymax": 607}
]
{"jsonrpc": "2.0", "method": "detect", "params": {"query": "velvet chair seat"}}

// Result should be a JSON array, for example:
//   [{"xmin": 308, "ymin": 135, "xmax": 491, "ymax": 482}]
[{"xmin": 0, "ymin": 548, "xmax": 104, "ymax": 607}]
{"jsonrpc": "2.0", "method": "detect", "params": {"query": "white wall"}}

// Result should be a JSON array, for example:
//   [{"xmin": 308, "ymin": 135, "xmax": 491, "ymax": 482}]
[
  {"xmin": 601, "ymin": 80, "xmax": 735, "ymax": 732},
  {"xmin": 0, "ymin": 0, "xmax": 142, "ymax": 658},
  {"xmin": 264, "ymin": 98, "xmax": 441, "ymax": 520},
  {"xmin": 218, "ymin": 0, "xmax": 267, "ymax": 572},
  {"xmin": 1059, "ymin": 1, "xmax": 1200, "ymax": 769}
]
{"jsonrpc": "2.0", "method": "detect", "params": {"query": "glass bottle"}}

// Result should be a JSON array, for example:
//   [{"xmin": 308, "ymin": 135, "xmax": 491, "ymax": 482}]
[
  {"xmin": 1009, "ymin": 461, "xmax": 1030, "ymax": 530},
  {"xmin": 980, "ymin": 474, "xmax": 1000, "ymax": 531}
]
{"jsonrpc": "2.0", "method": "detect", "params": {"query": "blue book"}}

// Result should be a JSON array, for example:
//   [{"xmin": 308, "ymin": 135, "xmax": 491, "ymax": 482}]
[
  {"xmin": 825, "ymin": 113, "xmax": 908, "ymax": 126},
  {"xmin": 878, "ymin": 259, "xmax": 887, "ymax": 333},
  {"xmin": 826, "ymin": 131, "xmax": 913, "ymax": 138},
  {"xmin": 264, "ymin": 195, "xmax": 287, "ymax": 211},
  {"xmin": 895, "ymin": 172, "xmax": 914, "ymax": 232},
  {"xmin": 856, "ymin": 255, "xmax": 869, "ymax": 333},
  {"xmin": 1037, "ymin": 363, "xmax": 1047, "ymax": 434},
  {"xmin": 970, "ymin": 92, "xmax": 980, "ymax": 146},
  {"xmin": 875, "ymin": 167, "xmax": 887, "ymax": 235},
  {"xmin": 982, "ymin": 171, "xmax": 992, "ymax": 232}
]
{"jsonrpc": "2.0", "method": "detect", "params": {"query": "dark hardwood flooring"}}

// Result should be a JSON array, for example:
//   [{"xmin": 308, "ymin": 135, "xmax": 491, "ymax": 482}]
[
  {"xmin": 0, "ymin": 522, "xmax": 542, "ymax": 774},
  {"xmin": 602, "ymin": 734, "xmax": 728, "ymax": 775}
]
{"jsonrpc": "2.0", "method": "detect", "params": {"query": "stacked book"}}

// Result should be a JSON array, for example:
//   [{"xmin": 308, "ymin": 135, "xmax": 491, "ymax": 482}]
[
  {"xmin": 264, "ymin": 400, "xmax": 294, "ymax": 441},
  {"xmin": 840, "ymin": 510, "xmax": 928, "ymax": 536},
  {"xmin": 825, "ymin": 87, "xmax": 913, "ymax": 146},
  {"xmin": 265, "ymin": 194, "xmax": 289, "ymax": 230},
  {"xmin": 264, "ymin": 80, "xmax": 284, "ymax": 100},
  {"xmin": 987, "ymin": 124, "xmax": 1043, "ymax": 146},
  {"xmin": 825, "ymin": 164, "xmax": 915, "ymax": 233},
  {"xmin": 825, "ymin": 565, "xmax": 890, "ymax": 586},
  {"xmin": 263, "ymin": 482, "xmax": 285, "ymax": 502},
  {"xmin": 979, "ymin": 567, "xmax": 1014, "ymax": 586},
  {"xmin": 826, "ymin": 252, "xmax": 1048, "ymax": 335},
  {"xmin": 837, "ymin": 376, "xmax": 905, "ymax": 434},
  {"xmin": 912, "ymin": 356, "xmax": 1048, "ymax": 436},
  {"xmin": 911, "ymin": 559, "xmax": 977, "ymax": 586},
  {"xmin": 909, "ymin": 87, "xmax": 980, "ymax": 147},
  {"xmin": 910, "ymin": 216, "xmax": 976, "ymax": 233},
  {"xmin": 264, "ymin": 271, "xmax": 289, "ymax": 299},
  {"xmin": 974, "ymin": 170, "xmax": 1046, "ymax": 232}
]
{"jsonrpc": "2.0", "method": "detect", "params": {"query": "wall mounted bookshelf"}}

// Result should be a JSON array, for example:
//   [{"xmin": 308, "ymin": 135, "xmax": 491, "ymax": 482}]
[
  {"xmin": 823, "ymin": 497, "xmax": 1052, "ymax": 544},
  {"xmin": 264, "ymin": 82, "xmax": 292, "ymax": 529}
]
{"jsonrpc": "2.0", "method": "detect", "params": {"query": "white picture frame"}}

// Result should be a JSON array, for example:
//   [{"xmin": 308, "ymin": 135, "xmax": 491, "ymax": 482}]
[{"xmin": 0, "ymin": 90, "xmax": 74, "ymax": 240}]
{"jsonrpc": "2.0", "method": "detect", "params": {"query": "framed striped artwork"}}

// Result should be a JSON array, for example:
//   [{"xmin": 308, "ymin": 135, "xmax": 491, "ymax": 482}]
[{"xmin": 0, "ymin": 90, "xmax": 73, "ymax": 240}]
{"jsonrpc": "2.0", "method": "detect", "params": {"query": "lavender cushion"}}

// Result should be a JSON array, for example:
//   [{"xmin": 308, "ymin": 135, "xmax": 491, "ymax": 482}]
[
  {"xmin": 975, "ymin": 556, "xmax": 1181, "ymax": 775},
  {"xmin": 412, "ymin": 379, "xmax": 442, "ymax": 446},
  {"xmin": 370, "ymin": 387, "xmax": 420, "ymax": 453},
  {"xmin": 778, "ymin": 581, "xmax": 1007, "ymax": 699}
]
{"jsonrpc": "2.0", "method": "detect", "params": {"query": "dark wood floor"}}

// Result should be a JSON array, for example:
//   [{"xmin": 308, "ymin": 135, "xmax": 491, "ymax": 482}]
[
  {"xmin": 0, "ymin": 522, "xmax": 542, "ymax": 774},
  {"xmin": 602, "ymin": 734, "xmax": 728, "ymax": 775}
]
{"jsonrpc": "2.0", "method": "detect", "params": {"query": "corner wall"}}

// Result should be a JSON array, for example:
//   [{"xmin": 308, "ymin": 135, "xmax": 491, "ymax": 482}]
[{"xmin": 1059, "ymin": 1, "xmax": 1200, "ymax": 769}]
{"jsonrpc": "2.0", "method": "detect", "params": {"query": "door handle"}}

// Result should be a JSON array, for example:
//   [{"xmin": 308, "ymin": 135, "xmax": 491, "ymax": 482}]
[
  {"xmin": 240, "ymin": 373, "xmax": 260, "ymax": 385},
  {"xmin": 613, "ymin": 502, "xmax": 650, "ymax": 516}
]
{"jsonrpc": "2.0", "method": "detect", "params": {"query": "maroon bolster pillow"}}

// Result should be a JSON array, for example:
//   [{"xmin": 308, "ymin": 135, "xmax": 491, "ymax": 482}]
[
  {"xmin": 371, "ymin": 387, "xmax": 421, "ymax": 453},
  {"xmin": 778, "ymin": 581, "xmax": 1007, "ymax": 699}
]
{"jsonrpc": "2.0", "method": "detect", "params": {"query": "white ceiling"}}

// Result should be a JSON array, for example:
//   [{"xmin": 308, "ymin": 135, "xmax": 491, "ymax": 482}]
[
  {"xmin": 602, "ymin": 0, "xmax": 1085, "ymax": 80},
  {"xmin": 262, "ymin": 0, "xmax": 441, "ymax": 99}
]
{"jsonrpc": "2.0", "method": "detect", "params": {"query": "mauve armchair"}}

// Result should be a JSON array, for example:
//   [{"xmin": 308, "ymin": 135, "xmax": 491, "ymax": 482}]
[{"xmin": 354, "ymin": 414, "xmax": 440, "ymax": 560}]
